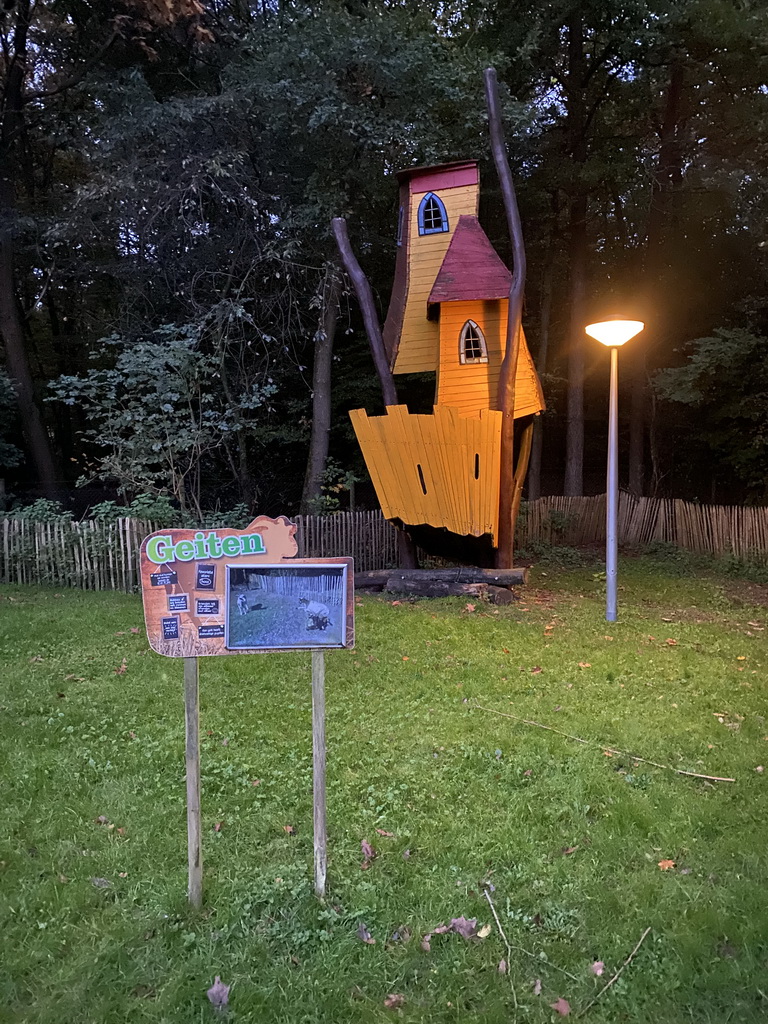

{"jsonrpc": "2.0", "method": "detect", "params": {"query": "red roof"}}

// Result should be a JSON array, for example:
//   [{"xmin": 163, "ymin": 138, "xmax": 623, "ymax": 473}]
[{"xmin": 428, "ymin": 216, "xmax": 512, "ymax": 305}]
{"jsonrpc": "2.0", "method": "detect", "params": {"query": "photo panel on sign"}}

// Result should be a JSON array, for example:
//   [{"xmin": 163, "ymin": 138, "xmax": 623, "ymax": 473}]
[{"xmin": 225, "ymin": 563, "xmax": 349, "ymax": 650}]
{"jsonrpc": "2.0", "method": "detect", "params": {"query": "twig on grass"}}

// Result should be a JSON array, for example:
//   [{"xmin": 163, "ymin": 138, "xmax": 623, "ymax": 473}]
[
  {"xmin": 483, "ymin": 888, "xmax": 517, "ymax": 1010},
  {"xmin": 483, "ymin": 888, "xmax": 581, "ymax": 984},
  {"xmin": 473, "ymin": 705, "xmax": 736, "ymax": 782},
  {"xmin": 578, "ymin": 926, "xmax": 652, "ymax": 1017}
]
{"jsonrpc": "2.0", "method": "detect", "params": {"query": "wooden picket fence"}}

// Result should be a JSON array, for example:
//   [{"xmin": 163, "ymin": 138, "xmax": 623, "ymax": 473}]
[
  {"xmin": 2, "ymin": 495, "xmax": 768, "ymax": 591},
  {"xmin": 0, "ymin": 510, "xmax": 399, "ymax": 591},
  {"xmin": 517, "ymin": 492, "xmax": 768, "ymax": 565}
]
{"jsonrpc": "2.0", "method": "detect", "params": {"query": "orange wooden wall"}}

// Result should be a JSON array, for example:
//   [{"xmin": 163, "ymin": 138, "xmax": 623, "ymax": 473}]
[
  {"xmin": 393, "ymin": 184, "xmax": 479, "ymax": 375},
  {"xmin": 349, "ymin": 405, "xmax": 502, "ymax": 539},
  {"xmin": 436, "ymin": 299, "xmax": 545, "ymax": 417}
]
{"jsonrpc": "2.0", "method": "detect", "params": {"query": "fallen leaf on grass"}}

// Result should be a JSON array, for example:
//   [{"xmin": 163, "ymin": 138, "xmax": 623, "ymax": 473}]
[
  {"xmin": 578, "ymin": 662, "xmax": 592, "ymax": 668},
  {"xmin": 30, "ymin": 655, "xmax": 44, "ymax": 663},
  {"xmin": 361, "ymin": 838, "xmax": 377, "ymax": 869},
  {"xmin": 477, "ymin": 922, "xmax": 492, "ymax": 939},
  {"xmin": 755, "ymin": 766, "xmax": 764, "ymax": 773},
  {"xmin": 390, "ymin": 600, "xmax": 401, "ymax": 606},
  {"xmin": 498, "ymin": 959, "xmax": 507, "ymax": 974},
  {"xmin": 531, "ymin": 666, "xmax": 542, "ymax": 675},
  {"xmin": 251, "ymin": 779, "xmax": 261, "ymax": 786},
  {"xmin": 282, "ymin": 824, "xmax": 296, "ymax": 835},
  {"xmin": 533, "ymin": 979, "xmax": 542, "ymax": 995},
  {"xmin": 214, "ymin": 822, "xmax": 224, "ymax": 833},
  {"xmin": 356, "ymin": 923, "xmax": 376, "ymax": 945},
  {"xmin": 561, "ymin": 846, "xmax": 578, "ymax": 856},
  {"xmin": 465, "ymin": 603, "xmax": 476, "ymax": 612},
  {"xmin": 658, "ymin": 859, "xmax": 676, "ymax": 871},
  {"xmin": 375, "ymin": 829, "xmax": 396, "ymax": 838},
  {"xmin": 384, "ymin": 994, "xmax": 405, "ymax": 1009},
  {"xmin": 737, "ymin": 655, "xmax": 746, "ymax": 661},
  {"xmin": 206, "ymin": 976, "xmax": 230, "ymax": 1011},
  {"xmin": 402, "ymin": 848, "xmax": 411, "ymax": 860},
  {"xmin": 130, "ymin": 627, "xmax": 140, "ymax": 634},
  {"xmin": 114, "ymin": 659, "xmax": 127, "ymax": 675},
  {"xmin": 590, "ymin": 960, "xmax": 605, "ymax": 976},
  {"xmin": 401, "ymin": 656, "xmax": 410, "ymax": 662},
  {"xmin": 550, "ymin": 997, "xmax": 571, "ymax": 1016},
  {"xmin": 118, "ymin": 871, "xmax": 128, "ymax": 878},
  {"xmin": 523, "ymin": 769, "xmax": 532, "ymax": 777},
  {"xmin": 450, "ymin": 916, "xmax": 478, "ymax": 939},
  {"xmin": 665, "ymin": 639, "xmax": 678, "ymax": 646}
]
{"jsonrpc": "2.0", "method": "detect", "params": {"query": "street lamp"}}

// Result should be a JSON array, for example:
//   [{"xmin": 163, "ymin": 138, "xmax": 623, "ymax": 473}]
[{"xmin": 585, "ymin": 317, "xmax": 645, "ymax": 621}]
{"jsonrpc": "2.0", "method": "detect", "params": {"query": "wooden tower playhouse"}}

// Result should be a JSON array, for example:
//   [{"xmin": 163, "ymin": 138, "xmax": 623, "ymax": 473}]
[{"xmin": 348, "ymin": 158, "xmax": 545, "ymax": 565}]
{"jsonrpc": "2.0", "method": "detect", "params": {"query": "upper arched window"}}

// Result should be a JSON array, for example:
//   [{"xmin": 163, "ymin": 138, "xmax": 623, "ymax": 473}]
[
  {"xmin": 459, "ymin": 320, "xmax": 488, "ymax": 364},
  {"xmin": 417, "ymin": 192, "xmax": 449, "ymax": 235}
]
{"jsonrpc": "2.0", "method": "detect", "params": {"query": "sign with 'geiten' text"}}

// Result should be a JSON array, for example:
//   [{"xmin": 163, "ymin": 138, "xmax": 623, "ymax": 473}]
[{"xmin": 140, "ymin": 516, "xmax": 354, "ymax": 658}]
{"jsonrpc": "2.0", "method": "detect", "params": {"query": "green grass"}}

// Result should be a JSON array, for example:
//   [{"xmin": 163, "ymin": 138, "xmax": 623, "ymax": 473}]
[{"xmin": 1, "ymin": 556, "xmax": 767, "ymax": 1023}]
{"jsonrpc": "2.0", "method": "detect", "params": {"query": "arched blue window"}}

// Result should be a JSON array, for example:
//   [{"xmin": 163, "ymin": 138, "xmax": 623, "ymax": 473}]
[{"xmin": 417, "ymin": 192, "xmax": 449, "ymax": 235}]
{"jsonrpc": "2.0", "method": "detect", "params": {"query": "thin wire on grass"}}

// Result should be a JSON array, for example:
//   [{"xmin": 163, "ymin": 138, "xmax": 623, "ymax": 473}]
[
  {"xmin": 578, "ymin": 926, "xmax": 652, "ymax": 1017},
  {"xmin": 473, "ymin": 705, "xmax": 736, "ymax": 782},
  {"xmin": 483, "ymin": 887, "xmax": 581, "ymax": 985}
]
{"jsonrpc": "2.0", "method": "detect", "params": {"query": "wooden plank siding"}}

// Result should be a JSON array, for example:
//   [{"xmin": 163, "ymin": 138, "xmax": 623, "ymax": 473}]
[
  {"xmin": 393, "ymin": 183, "xmax": 479, "ymax": 374},
  {"xmin": 349, "ymin": 405, "xmax": 503, "ymax": 538},
  {"xmin": 436, "ymin": 300, "xmax": 544, "ymax": 417}
]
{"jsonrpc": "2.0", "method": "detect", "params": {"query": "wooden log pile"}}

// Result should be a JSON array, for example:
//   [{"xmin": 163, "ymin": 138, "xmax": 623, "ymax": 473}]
[{"xmin": 354, "ymin": 567, "xmax": 526, "ymax": 603}]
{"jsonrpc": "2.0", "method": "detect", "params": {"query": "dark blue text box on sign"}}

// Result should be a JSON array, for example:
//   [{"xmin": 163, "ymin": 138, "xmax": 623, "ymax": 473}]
[
  {"xmin": 199, "ymin": 624, "xmax": 225, "ymax": 639},
  {"xmin": 151, "ymin": 571, "xmax": 178, "ymax": 587},
  {"xmin": 162, "ymin": 616, "xmax": 180, "ymax": 640},
  {"xmin": 196, "ymin": 564, "xmax": 216, "ymax": 590}
]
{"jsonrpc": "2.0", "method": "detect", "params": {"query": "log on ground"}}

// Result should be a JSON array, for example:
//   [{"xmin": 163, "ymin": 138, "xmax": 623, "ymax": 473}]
[
  {"xmin": 355, "ymin": 567, "xmax": 527, "ymax": 590},
  {"xmin": 384, "ymin": 580, "xmax": 490, "ymax": 598}
]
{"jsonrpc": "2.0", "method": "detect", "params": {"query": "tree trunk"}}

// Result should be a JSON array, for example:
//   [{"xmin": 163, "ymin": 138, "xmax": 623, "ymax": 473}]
[
  {"xmin": 564, "ymin": 192, "xmax": 586, "ymax": 496},
  {"xmin": 301, "ymin": 269, "xmax": 339, "ymax": 513},
  {"xmin": 563, "ymin": 15, "xmax": 587, "ymax": 497},
  {"xmin": 527, "ymin": 236, "xmax": 554, "ymax": 500},
  {"xmin": 0, "ymin": 3, "xmax": 58, "ymax": 497},
  {"xmin": 630, "ymin": 59, "xmax": 685, "ymax": 495}
]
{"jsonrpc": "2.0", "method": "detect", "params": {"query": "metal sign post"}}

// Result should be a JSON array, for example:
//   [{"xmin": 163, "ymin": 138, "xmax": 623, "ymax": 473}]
[
  {"xmin": 183, "ymin": 657, "xmax": 203, "ymax": 908},
  {"xmin": 311, "ymin": 650, "xmax": 327, "ymax": 898}
]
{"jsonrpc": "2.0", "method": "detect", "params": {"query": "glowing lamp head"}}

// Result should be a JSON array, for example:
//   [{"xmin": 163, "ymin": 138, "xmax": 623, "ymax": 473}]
[{"xmin": 585, "ymin": 318, "xmax": 644, "ymax": 347}]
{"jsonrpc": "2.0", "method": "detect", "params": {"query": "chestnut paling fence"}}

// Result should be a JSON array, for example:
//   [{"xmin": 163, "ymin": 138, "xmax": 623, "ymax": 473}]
[{"xmin": 2, "ymin": 494, "xmax": 768, "ymax": 592}]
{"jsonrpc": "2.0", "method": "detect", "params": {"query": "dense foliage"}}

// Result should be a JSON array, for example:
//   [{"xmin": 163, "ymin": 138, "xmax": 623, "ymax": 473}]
[{"xmin": 2, "ymin": 0, "xmax": 768, "ymax": 516}]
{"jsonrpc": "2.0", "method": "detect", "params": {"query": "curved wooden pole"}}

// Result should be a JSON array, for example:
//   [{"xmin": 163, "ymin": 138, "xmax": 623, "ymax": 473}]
[
  {"xmin": 484, "ymin": 67, "xmax": 527, "ymax": 568},
  {"xmin": 331, "ymin": 217, "xmax": 398, "ymax": 408},
  {"xmin": 332, "ymin": 217, "xmax": 417, "ymax": 568}
]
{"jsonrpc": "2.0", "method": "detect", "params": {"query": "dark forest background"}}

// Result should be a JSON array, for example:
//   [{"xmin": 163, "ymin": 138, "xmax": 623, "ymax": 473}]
[{"xmin": 2, "ymin": 0, "xmax": 768, "ymax": 520}]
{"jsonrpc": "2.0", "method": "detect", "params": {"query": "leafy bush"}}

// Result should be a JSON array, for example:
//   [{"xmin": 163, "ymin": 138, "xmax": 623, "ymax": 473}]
[{"xmin": 9, "ymin": 499, "xmax": 73, "ymax": 523}]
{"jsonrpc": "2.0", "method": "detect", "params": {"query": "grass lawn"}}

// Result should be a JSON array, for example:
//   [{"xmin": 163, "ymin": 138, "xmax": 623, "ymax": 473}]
[{"xmin": 1, "ymin": 554, "xmax": 767, "ymax": 1023}]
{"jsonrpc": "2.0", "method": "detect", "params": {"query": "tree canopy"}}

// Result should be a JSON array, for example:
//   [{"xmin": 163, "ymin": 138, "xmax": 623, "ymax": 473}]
[{"xmin": 2, "ymin": 0, "xmax": 768, "ymax": 515}]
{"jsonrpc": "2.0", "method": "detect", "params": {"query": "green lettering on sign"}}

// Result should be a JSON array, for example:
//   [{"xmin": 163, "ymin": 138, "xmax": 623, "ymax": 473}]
[{"xmin": 145, "ymin": 531, "xmax": 266, "ymax": 564}]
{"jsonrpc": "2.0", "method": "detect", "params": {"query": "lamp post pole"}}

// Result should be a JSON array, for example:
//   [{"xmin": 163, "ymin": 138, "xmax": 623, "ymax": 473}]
[
  {"xmin": 585, "ymin": 317, "xmax": 644, "ymax": 623},
  {"xmin": 606, "ymin": 345, "xmax": 619, "ymax": 622}
]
